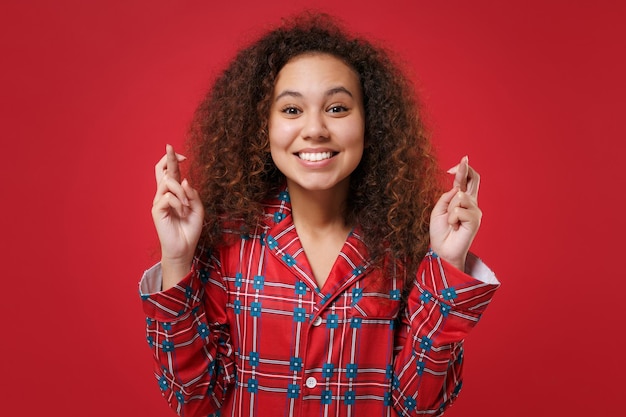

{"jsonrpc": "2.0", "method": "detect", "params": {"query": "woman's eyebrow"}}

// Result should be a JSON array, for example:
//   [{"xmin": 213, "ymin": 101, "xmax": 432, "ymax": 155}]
[
  {"xmin": 326, "ymin": 86, "xmax": 353, "ymax": 98},
  {"xmin": 274, "ymin": 90, "xmax": 302, "ymax": 101},
  {"xmin": 274, "ymin": 86, "xmax": 354, "ymax": 102}
]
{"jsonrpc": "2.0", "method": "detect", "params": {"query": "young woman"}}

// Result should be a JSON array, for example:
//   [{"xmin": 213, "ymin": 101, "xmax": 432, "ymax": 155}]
[{"xmin": 141, "ymin": 12, "xmax": 499, "ymax": 417}]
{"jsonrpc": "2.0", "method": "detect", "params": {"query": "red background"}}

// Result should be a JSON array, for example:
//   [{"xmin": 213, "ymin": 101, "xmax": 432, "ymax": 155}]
[{"xmin": 2, "ymin": 0, "xmax": 625, "ymax": 415}]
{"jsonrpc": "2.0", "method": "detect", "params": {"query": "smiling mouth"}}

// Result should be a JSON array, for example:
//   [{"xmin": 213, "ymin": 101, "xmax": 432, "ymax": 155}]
[{"xmin": 297, "ymin": 151, "xmax": 336, "ymax": 162}]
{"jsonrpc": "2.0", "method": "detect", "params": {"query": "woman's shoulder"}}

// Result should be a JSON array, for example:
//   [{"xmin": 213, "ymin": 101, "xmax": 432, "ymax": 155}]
[{"xmin": 211, "ymin": 189, "xmax": 293, "ymax": 244}]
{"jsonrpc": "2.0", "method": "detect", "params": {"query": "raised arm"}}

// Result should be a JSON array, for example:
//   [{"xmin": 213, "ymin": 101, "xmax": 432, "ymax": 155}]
[
  {"xmin": 142, "ymin": 146, "xmax": 235, "ymax": 416},
  {"xmin": 391, "ymin": 157, "xmax": 498, "ymax": 415}
]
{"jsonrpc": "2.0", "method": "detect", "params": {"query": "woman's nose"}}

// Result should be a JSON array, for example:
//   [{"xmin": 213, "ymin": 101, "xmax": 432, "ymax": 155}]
[{"xmin": 301, "ymin": 112, "xmax": 329, "ymax": 140}]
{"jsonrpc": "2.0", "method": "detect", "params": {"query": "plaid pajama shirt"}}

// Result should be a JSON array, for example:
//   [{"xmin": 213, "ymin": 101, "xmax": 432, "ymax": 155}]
[{"xmin": 140, "ymin": 191, "xmax": 499, "ymax": 417}]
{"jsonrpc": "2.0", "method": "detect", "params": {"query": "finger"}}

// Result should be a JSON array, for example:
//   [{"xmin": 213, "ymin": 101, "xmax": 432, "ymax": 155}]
[
  {"xmin": 449, "ymin": 190, "xmax": 478, "ymax": 210},
  {"xmin": 453, "ymin": 155, "xmax": 469, "ymax": 192},
  {"xmin": 465, "ymin": 164, "xmax": 481, "ymax": 200},
  {"xmin": 166, "ymin": 144, "xmax": 182, "ymax": 182},
  {"xmin": 446, "ymin": 192, "xmax": 465, "ymax": 228},
  {"xmin": 181, "ymin": 178, "xmax": 203, "ymax": 211},
  {"xmin": 448, "ymin": 205, "xmax": 482, "ymax": 229},
  {"xmin": 154, "ymin": 174, "xmax": 190, "ymax": 207},
  {"xmin": 431, "ymin": 187, "xmax": 458, "ymax": 218},
  {"xmin": 152, "ymin": 191, "xmax": 187, "ymax": 219},
  {"xmin": 154, "ymin": 153, "xmax": 168, "ymax": 184},
  {"xmin": 446, "ymin": 156, "xmax": 468, "ymax": 190},
  {"xmin": 154, "ymin": 145, "xmax": 187, "ymax": 183},
  {"xmin": 447, "ymin": 191, "xmax": 481, "ymax": 225}
]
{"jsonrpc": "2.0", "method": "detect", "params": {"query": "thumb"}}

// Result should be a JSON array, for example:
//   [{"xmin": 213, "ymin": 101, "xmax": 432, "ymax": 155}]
[
  {"xmin": 431, "ymin": 187, "xmax": 458, "ymax": 218},
  {"xmin": 181, "ymin": 178, "xmax": 203, "ymax": 213}
]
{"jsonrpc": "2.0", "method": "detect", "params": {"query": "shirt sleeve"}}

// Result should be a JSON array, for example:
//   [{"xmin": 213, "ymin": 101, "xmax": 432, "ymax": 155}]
[
  {"xmin": 392, "ymin": 250, "xmax": 499, "ymax": 416},
  {"xmin": 139, "ymin": 249, "xmax": 235, "ymax": 416}
]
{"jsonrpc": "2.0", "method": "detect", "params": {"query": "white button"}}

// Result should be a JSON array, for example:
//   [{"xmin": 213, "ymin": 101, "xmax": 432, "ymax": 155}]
[
  {"xmin": 312, "ymin": 316, "xmax": 322, "ymax": 327},
  {"xmin": 305, "ymin": 377, "xmax": 317, "ymax": 389}
]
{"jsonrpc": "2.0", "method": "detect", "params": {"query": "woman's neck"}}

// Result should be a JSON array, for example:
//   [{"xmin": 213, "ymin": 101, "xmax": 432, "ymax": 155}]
[
  {"xmin": 286, "ymin": 179, "xmax": 353, "ymax": 287},
  {"xmin": 286, "ymin": 180, "xmax": 351, "ymax": 235}
]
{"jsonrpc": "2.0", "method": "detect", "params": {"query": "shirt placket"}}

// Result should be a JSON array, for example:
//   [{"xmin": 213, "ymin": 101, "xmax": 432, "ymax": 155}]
[{"xmin": 265, "ymin": 220, "xmax": 372, "ymax": 415}]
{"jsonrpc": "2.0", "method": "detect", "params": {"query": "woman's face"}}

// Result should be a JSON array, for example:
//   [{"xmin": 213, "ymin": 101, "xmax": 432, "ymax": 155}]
[{"xmin": 268, "ymin": 53, "xmax": 365, "ymax": 197}]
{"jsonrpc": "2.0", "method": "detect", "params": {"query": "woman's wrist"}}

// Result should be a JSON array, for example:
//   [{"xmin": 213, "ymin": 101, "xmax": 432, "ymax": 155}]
[{"xmin": 161, "ymin": 257, "xmax": 193, "ymax": 291}]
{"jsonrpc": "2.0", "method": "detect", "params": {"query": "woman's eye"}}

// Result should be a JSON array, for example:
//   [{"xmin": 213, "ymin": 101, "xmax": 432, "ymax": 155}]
[
  {"xmin": 281, "ymin": 106, "xmax": 301, "ymax": 115},
  {"xmin": 328, "ymin": 105, "xmax": 348, "ymax": 113}
]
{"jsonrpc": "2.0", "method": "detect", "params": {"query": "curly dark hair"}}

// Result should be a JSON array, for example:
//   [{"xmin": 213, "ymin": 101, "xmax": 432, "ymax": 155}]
[{"xmin": 186, "ymin": 11, "xmax": 443, "ymax": 283}]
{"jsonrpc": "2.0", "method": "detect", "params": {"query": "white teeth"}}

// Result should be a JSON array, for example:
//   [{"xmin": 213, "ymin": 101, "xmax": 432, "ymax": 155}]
[{"xmin": 298, "ymin": 152, "xmax": 333, "ymax": 162}]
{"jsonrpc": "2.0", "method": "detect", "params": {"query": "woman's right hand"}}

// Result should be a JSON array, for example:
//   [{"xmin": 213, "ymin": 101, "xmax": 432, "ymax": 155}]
[{"xmin": 152, "ymin": 144, "xmax": 204, "ymax": 290}]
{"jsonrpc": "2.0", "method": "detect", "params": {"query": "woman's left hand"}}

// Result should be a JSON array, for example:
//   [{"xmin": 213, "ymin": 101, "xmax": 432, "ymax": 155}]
[{"xmin": 429, "ymin": 155, "xmax": 482, "ymax": 272}]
